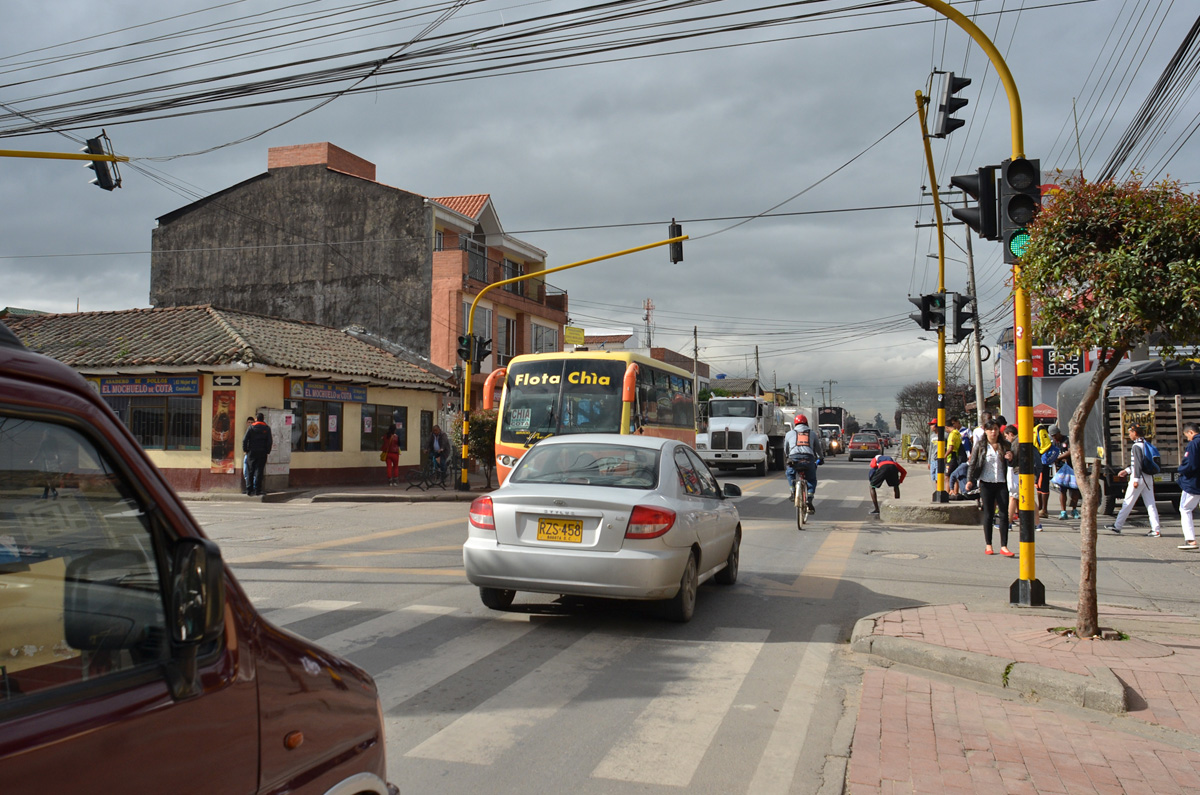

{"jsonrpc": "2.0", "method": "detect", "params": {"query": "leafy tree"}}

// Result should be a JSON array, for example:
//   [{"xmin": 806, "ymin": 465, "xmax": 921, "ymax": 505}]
[
  {"xmin": 450, "ymin": 409, "xmax": 498, "ymax": 488},
  {"xmin": 895, "ymin": 380, "xmax": 970, "ymax": 424},
  {"xmin": 1018, "ymin": 174, "xmax": 1200, "ymax": 636},
  {"xmin": 844, "ymin": 414, "xmax": 860, "ymax": 435},
  {"xmin": 870, "ymin": 413, "xmax": 890, "ymax": 433}
]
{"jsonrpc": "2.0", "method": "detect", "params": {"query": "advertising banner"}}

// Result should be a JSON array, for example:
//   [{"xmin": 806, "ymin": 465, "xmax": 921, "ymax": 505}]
[
  {"xmin": 210, "ymin": 391, "xmax": 236, "ymax": 474},
  {"xmin": 101, "ymin": 375, "xmax": 201, "ymax": 395}
]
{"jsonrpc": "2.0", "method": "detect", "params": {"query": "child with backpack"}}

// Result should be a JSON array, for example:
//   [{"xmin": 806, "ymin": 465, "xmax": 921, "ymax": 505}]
[{"xmin": 1106, "ymin": 423, "xmax": 1163, "ymax": 537}]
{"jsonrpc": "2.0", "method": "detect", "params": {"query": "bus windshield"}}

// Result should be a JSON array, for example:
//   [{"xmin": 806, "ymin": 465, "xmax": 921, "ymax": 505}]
[{"xmin": 499, "ymin": 359, "xmax": 627, "ymax": 445}]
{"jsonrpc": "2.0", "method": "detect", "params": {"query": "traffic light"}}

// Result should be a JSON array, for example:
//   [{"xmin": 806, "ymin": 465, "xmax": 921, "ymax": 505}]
[
  {"xmin": 949, "ymin": 166, "xmax": 998, "ymax": 241},
  {"xmin": 83, "ymin": 136, "xmax": 119, "ymax": 191},
  {"xmin": 457, "ymin": 334, "xmax": 473, "ymax": 363},
  {"xmin": 669, "ymin": 220, "xmax": 683, "ymax": 263},
  {"xmin": 909, "ymin": 293, "xmax": 946, "ymax": 331},
  {"xmin": 933, "ymin": 72, "xmax": 971, "ymax": 138},
  {"xmin": 473, "ymin": 336, "xmax": 492, "ymax": 367},
  {"xmin": 999, "ymin": 158, "xmax": 1041, "ymax": 263},
  {"xmin": 927, "ymin": 293, "xmax": 946, "ymax": 329},
  {"xmin": 949, "ymin": 292, "xmax": 975, "ymax": 344}
]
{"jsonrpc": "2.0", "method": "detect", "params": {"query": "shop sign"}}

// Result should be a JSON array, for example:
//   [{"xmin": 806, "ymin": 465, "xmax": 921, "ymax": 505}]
[
  {"xmin": 100, "ymin": 375, "xmax": 201, "ymax": 395},
  {"xmin": 289, "ymin": 380, "xmax": 367, "ymax": 403}
]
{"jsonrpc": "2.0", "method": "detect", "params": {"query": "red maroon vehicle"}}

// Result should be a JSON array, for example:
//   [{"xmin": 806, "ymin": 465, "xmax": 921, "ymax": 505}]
[{"xmin": 0, "ymin": 325, "xmax": 396, "ymax": 795}]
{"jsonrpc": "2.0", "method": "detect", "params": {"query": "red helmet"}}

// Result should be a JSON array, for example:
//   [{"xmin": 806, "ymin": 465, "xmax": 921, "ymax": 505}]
[{"xmin": 794, "ymin": 414, "xmax": 808, "ymax": 425}]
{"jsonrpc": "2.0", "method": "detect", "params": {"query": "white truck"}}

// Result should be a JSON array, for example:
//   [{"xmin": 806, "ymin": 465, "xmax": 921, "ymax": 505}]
[{"xmin": 696, "ymin": 396, "xmax": 788, "ymax": 475}]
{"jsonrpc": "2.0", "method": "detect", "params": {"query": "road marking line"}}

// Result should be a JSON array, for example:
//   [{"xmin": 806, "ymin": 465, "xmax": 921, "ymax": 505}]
[
  {"xmin": 228, "ymin": 516, "xmax": 463, "ymax": 564},
  {"xmin": 591, "ymin": 627, "xmax": 768, "ymax": 787},
  {"xmin": 286, "ymin": 565, "xmax": 464, "ymax": 576},
  {"xmin": 748, "ymin": 624, "xmax": 839, "ymax": 793},
  {"xmin": 261, "ymin": 599, "xmax": 359, "ymax": 626},
  {"xmin": 315, "ymin": 604, "xmax": 458, "ymax": 656},
  {"xmin": 791, "ymin": 528, "xmax": 858, "ymax": 599},
  {"xmin": 335, "ymin": 545, "xmax": 462, "ymax": 558},
  {"xmin": 405, "ymin": 631, "xmax": 640, "ymax": 764}
]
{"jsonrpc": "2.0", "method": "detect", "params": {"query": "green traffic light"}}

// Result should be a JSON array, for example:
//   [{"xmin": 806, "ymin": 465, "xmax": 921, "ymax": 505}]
[{"xmin": 1009, "ymin": 229, "xmax": 1031, "ymax": 258}]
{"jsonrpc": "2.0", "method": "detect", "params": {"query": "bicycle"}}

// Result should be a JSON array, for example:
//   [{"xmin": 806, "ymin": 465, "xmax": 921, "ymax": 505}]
[
  {"xmin": 406, "ymin": 457, "xmax": 458, "ymax": 490},
  {"xmin": 795, "ymin": 480, "xmax": 809, "ymax": 528}
]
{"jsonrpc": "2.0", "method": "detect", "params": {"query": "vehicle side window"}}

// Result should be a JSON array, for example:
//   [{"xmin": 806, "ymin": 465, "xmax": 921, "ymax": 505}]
[
  {"xmin": 673, "ymin": 448, "xmax": 704, "ymax": 496},
  {"xmin": 0, "ymin": 415, "xmax": 168, "ymax": 710},
  {"xmin": 683, "ymin": 448, "xmax": 721, "ymax": 498}
]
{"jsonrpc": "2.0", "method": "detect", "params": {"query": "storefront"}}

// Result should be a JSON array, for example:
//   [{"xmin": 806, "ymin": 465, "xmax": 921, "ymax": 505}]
[{"xmin": 4, "ymin": 305, "xmax": 452, "ymax": 492}]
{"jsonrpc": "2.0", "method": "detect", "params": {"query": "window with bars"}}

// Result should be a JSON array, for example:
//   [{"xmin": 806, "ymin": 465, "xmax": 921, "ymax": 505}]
[
  {"xmin": 284, "ymin": 399, "xmax": 343, "ymax": 452},
  {"xmin": 361, "ymin": 404, "xmax": 408, "ymax": 451},
  {"xmin": 103, "ymin": 395, "xmax": 202, "ymax": 450}
]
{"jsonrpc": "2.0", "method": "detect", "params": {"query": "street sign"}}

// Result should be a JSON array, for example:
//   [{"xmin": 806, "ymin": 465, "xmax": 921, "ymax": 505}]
[{"xmin": 213, "ymin": 375, "xmax": 242, "ymax": 386}]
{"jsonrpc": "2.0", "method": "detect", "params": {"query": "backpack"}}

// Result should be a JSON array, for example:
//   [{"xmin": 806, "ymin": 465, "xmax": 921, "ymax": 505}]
[
  {"xmin": 788, "ymin": 429, "xmax": 815, "ymax": 463},
  {"xmin": 1034, "ymin": 424, "xmax": 1052, "ymax": 454},
  {"xmin": 1140, "ymin": 439, "xmax": 1162, "ymax": 475}
]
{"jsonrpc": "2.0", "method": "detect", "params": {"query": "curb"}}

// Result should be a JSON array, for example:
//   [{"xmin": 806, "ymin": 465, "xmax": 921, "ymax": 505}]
[
  {"xmin": 311, "ymin": 491, "xmax": 481, "ymax": 503},
  {"xmin": 851, "ymin": 614, "xmax": 1128, "ymax": 714},
  {"xmin": 879, "ymin": 500, "xmax": 979, "ymax": 526}
]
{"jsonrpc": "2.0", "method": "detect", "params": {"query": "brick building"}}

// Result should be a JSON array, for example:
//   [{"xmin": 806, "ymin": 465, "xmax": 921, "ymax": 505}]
[{"xmin": 150, "ymin": 143, "xmax": 567, "ymax": 392}]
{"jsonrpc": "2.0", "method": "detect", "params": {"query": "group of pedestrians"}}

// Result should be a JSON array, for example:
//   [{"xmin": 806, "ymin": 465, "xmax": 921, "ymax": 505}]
[{"xmin": 380, "ymin": 423, "xmax": 451, "ymax": 486}]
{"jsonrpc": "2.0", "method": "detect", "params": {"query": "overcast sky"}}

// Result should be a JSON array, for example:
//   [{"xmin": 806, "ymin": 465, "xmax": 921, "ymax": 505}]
[{"xmin": 3, "ymin": 0, "xmax": 1196, "ymax": 425}]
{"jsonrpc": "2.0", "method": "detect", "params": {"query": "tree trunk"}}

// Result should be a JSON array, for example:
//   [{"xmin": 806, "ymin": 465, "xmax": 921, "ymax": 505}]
[{"xmin": 1071, "ymin": 348, "xmax": 1126, "ymax": 637}]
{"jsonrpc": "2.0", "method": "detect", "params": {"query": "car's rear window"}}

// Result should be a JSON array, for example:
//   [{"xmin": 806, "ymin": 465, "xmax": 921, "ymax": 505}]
[
  {"xmin": 852, "ymin": 434, "xmax": 878, "ymax": 443},
  {"xmin": 509, "ymin": 443, "xmax": 660, "ymax": 489}
]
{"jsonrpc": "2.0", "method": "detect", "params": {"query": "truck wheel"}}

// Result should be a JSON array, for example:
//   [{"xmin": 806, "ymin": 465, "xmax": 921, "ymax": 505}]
[
  {"xmin": 1100, "ymin": 480, "xmax": 1116, "ymax": 516},
  {"xmin": 755, "ymin": 459, "xmax": 767, "ymax": 477}
]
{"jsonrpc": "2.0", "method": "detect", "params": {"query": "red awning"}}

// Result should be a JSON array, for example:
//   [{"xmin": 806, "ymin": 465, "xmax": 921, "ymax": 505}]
[{"xmin": 1033, "ymin": 403, "xmax": 1057, "ymax": 419}]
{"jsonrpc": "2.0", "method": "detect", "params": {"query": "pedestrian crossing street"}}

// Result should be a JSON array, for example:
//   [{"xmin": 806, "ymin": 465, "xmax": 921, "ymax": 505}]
[{"xmin": 251, "ymin": 593, "xmax": 843, "ymax": 792}]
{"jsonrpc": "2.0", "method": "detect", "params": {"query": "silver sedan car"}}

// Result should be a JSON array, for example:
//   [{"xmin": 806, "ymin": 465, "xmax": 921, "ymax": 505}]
[{"xmin": 463, "ymin": 434, "xmax": 742, "ymax": 622}]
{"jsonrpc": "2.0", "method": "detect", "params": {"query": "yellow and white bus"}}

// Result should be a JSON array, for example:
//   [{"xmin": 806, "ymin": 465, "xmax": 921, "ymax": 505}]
[{"xmin": 482, "ymin": 350, "xmax": 696, "ymax": 484}]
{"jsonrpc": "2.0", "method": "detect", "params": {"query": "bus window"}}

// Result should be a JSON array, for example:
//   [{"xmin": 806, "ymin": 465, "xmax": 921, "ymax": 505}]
[{"xmin": 499, "ymin": 359, "xmax": 624, "ymax": 444}]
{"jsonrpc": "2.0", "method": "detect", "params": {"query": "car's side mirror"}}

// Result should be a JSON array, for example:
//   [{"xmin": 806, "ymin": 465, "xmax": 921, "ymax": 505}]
[
  {"xmin": 171, "ymin": 537, "xmax": 225, "ymax": 646},
  {"xmin": 64, "ymin": 550, "xmax": 166, "ymax": 655},
  {"xmin": 720, "ymin": 483, "xmax": 742, "ymax": 498}
]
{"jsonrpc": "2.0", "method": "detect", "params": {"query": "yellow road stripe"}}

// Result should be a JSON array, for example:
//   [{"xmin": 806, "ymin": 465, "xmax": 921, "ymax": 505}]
[
  {"xmin": 229, "ymin": 517, "xmax": 463, "ymax": 564},
  {"xmin": 791, "ymin": 527, "xmax": 859, "ymax": 599},
  {"xmin": 335, "ymin": 545, "xmax": 462, "ymax": 558},
  {"xmin": 281, "ymin": 565, "xmax": 465, "ymax": 576}
]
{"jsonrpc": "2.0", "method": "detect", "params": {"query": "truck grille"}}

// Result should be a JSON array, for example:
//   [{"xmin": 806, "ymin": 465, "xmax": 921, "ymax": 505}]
[{"xmin": 711, "ymin": 431, "xmax": 743, "ymax": 450}]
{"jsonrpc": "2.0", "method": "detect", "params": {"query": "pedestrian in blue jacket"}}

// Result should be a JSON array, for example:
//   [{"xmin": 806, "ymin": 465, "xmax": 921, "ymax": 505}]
[{"xmin": 1178, "ymin": 422, "xmax": 1200, "ymax": 551}]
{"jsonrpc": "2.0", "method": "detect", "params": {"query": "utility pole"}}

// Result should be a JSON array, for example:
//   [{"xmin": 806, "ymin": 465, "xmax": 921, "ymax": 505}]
[
  {"xmin": 693, "ymin": 326, "xmax": 700, "ymax": 432},
  {"xmin": 754, "ymin": 346, "xmax": 761, "ymax": 395},
  {"xmin": 642, "ymin": 298, "xmax": 655, "ymax": 348},
  {"xmin": 962, "ymin": 198, "xmax": 986, "ymax": 427},
  {"xmin": 824, "ymin": 379, "xmax": 838, "ymax": 407}
]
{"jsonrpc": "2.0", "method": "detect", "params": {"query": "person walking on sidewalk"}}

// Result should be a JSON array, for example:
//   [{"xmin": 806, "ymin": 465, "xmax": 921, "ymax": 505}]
[
  {"xmin": 242, "ymin": 413, "xmax": 273, "ymax": 496},
  {"xmin": 382, "ymin": 423, "xmax": 400, "ymax": 485},
  {"xmin": 1177, "ymin": 422, "xmax": 1200, "ymax": 551},
  {"xmin": 1045, "ymin": 425, "xmax": 1081, "ymax": 519},
  {"xmin": 867, "ymin": 453, "xmax": 906, "ymax": 515},
  {"xmin": 966, "ymin": 419, "xmax": 1014, "ymax": 557},
  {"xmin": 1106, "ymin": 424, "xmax": 1163, "ymax": 536}
]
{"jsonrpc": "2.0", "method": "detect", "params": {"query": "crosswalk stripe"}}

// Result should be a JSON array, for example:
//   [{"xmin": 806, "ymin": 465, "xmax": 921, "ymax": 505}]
[
  {"xmin": 405, "ymin": 630, "xmax": 640, "ymax": 764},
  {"xmin": 261, "ymin": 599, "xmax": 358, "ymax": 626},
  {"xmin": 380, "ymin": 612, "xmax": 539, "ymax": 713},
  {"xmin": 748, "ymin": 624, "xmax": 839, "ymax": 793},
  {"xmin": 314, "ymin": 604, "xmax": 458, "ymax": 656},
  {"xmin": 590, "ymin": 627, "xmax": 768, "ymax": 787}
]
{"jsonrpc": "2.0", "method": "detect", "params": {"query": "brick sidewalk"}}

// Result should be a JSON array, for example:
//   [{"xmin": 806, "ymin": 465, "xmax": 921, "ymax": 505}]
[{"xmin": 848, "ymin": 604, "xmax": 1200, "ymax": 793}]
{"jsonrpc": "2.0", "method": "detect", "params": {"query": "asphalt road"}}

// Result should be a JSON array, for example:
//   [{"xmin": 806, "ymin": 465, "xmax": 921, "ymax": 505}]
[{"xmin": 187, "ymin": 453, "xmax": 1200, "ymax": 793}]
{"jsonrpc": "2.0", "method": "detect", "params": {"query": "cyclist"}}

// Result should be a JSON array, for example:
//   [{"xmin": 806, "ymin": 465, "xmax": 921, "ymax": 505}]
[{"xmin": 785, "ymin": 414, "xmax": 824, "ymax": 513}]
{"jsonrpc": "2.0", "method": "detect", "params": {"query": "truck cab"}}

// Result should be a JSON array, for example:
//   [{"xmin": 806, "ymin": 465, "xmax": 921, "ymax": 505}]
[
  {"xmin": 0, "ymin": 325, "xmax": 396, "ymax": 794},
  {"xmin": 695, "ymin": 396, "xmax": 786, "ymax": 475}
]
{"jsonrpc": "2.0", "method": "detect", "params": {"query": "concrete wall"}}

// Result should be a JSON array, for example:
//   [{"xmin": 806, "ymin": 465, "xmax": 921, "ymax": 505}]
[{"xmin": 150, "ymin": 164, "xmax": 432, "ymax": 356}]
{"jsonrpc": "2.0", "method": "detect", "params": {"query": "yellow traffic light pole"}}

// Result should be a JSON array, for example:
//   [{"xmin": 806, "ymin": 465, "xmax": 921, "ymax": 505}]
[
  {"xmin": 911, "ymin": 0, "xmax": 1041, "ymax": 605},
  {"xmin": 0, "ymin": 149, "xmax": 129, "ymax": 163},
  {"xmin": 915, "ymin": 88, "xmax": 950, "ymax": 504},
  {"xmin": 457, "ymin": 233, "xmax": 687, "ymax": 491}
]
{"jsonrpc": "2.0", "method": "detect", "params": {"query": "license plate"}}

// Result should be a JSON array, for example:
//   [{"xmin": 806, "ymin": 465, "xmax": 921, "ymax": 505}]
[{"xmin": 537, "ymin": 518, "xmax": 583, "ymax": 543}]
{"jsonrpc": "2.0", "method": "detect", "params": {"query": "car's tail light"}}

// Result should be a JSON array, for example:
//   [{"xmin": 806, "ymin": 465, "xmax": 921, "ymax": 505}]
[
  {"xmin": 469, "ymin": 496, "xmax": 495, "ymax": 530},
  {"xmin": 625, "ymin": 505, "xmax": 676, "ymax": 538}
]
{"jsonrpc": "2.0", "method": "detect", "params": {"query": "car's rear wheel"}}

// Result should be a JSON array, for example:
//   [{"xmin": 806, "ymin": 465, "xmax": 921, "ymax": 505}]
[
  {"xmin": 715, "ymin": 531, "xmax": 740, "ymax": 585},
  {"xmin": 663, "ymin": 554, "xmax": 698, "ymax": 622},
  {"xmin": 480, "ymin": 587, "xmax": 516, "ymax": 610}
]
